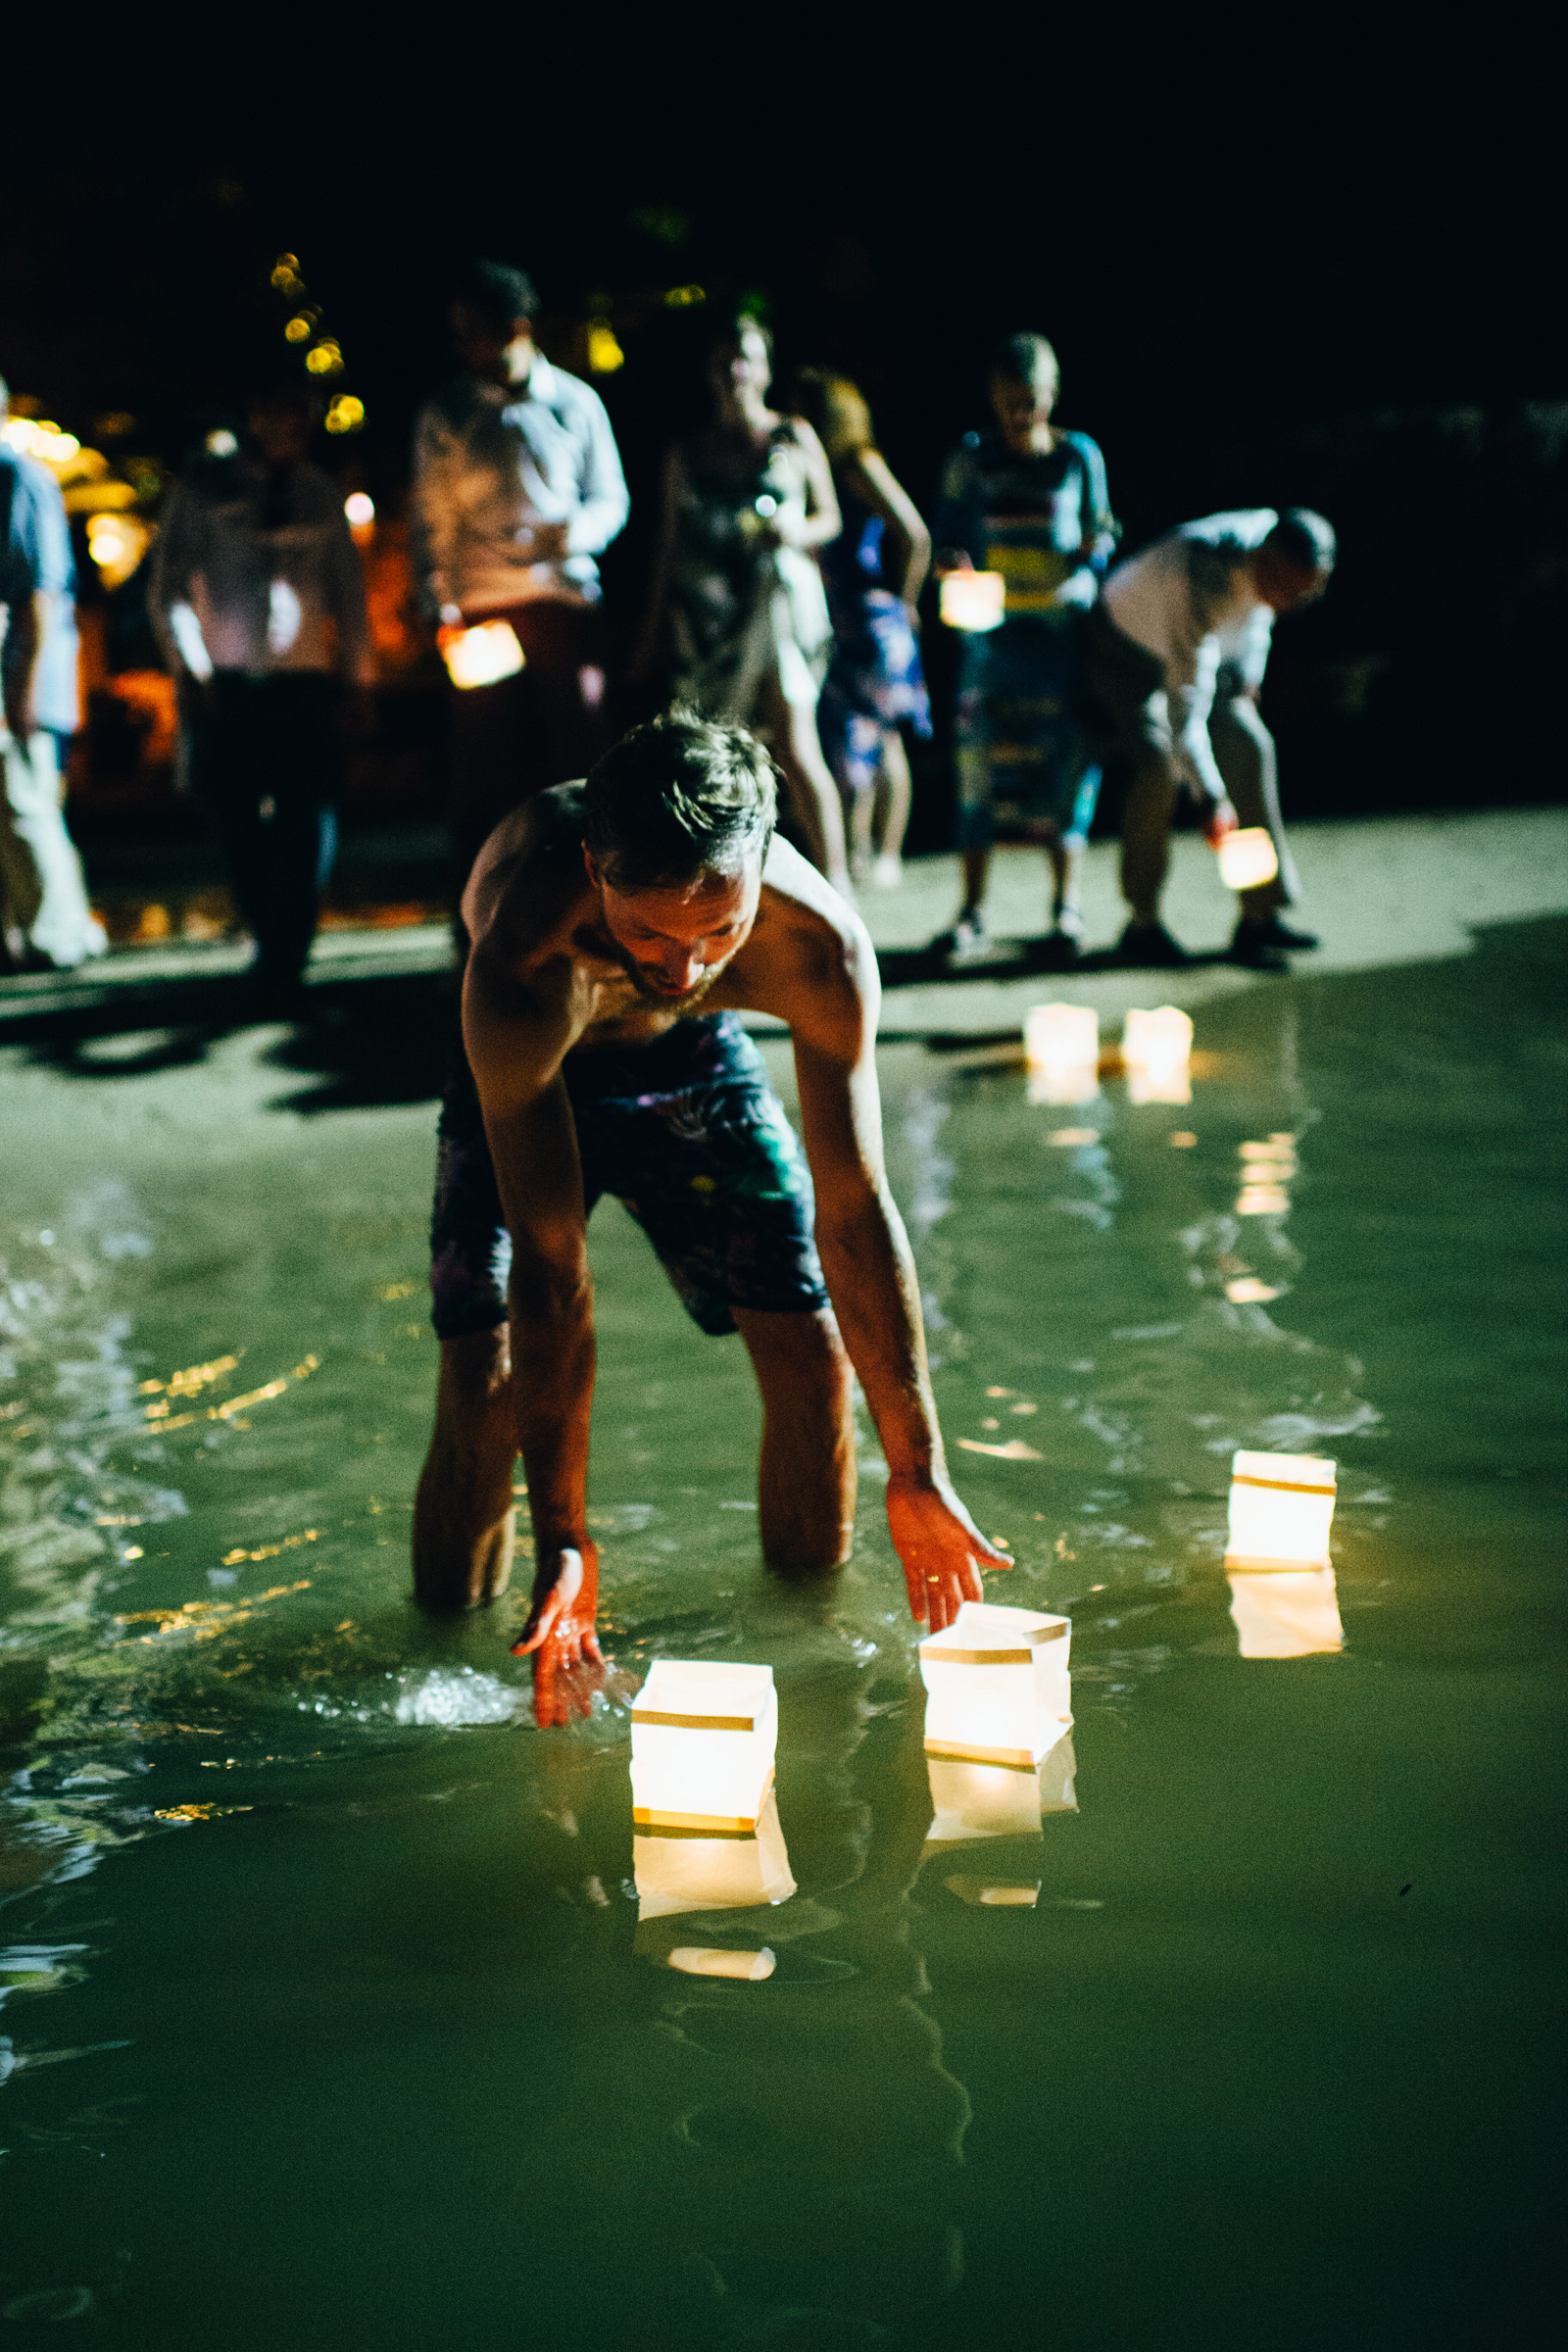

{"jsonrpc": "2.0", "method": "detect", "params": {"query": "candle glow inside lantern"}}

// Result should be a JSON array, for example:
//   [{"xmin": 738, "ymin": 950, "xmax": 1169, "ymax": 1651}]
[
  {"xmin": 1224, "ymin": 1449, "xmax": 1337, "ymax": 1572},
  {"xmin": 439, "ymin": 617, "xmax": 526, "ymax": 689},
  {"xmin": 920, "ymin": 1601, "xmax": 1071, "ymax": 1769},
  {"xmin": 631, "ymin": 1658, "xmax": 777, "ymax": 1833},
  {"xmin": 1216, "ymin": 826, "xmax": 1280, "ymax": 892},
  {"xmin": 1025, "ymin": 1004, "xmax": 1100, "ymax": 1105},
  {"xmin": 939, "ymin": 569, "xmax": 1006, "ymax": 632},
  {"xmin": 1228, "ymin": 1568, "xmax": 1345, "ymax": 1658},
  {"xmin": 1121, "ymin": 1004, "xmax": 1194, "ymax": 1104}
]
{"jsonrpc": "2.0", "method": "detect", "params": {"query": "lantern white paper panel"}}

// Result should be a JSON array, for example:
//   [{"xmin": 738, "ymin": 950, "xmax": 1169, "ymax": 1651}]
[
  {"xmin": 919, "ymin": 1601, "xmax": 1071, "ymax": 1767},
  {"xmin": 1229, "ymin": 1569, "xmax": 1345, "ymax": 1657},
  {"xmin": 1217, "ymin": 826, "xmax": 1280, "ymax": 890},
  {"xmin": 1225, "ymin": 1450, "xmax": 1337, "ymax": 1570},
  {"xmin": 442, "ymin": 618, "xmax": 525, "ymax": 689},
  {"xmin": 630, "ymin": 1659, "xmax": 777, "ymax": 1833},
  {"xmin": 1122, "ymin": 1005, "xmax": 1194, "ymax": 1105}
]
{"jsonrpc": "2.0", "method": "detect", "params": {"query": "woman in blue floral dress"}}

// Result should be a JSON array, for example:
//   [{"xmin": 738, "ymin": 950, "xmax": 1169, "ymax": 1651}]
[{"xmin": 791, "ymin": 371, "xmax": 931, "ymax": 887}]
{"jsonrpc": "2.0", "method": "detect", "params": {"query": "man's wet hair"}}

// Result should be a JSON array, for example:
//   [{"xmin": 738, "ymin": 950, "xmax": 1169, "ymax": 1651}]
[
  {"xmin": 990, "ymin": 331, "xmax": 1058, "ymax": 387},
  {"xmin": 583, "ymin": 710, "xmax": 777, "ymax": 892},
  {"xmin": 452, "ymin": 259, "xmax": 540, "ymax": 330},
  {"xmin": 1268, "ymin": 508, "xmax": 1337, "ymax": 573}
]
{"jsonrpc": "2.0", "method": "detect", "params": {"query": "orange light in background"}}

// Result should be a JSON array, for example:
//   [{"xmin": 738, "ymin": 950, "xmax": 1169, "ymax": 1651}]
[
  {"xmin": 586, "ymin": 318, "xmax": 625, "ymax": 372},
  {"xmin": 306, "ymin": 341, "xmax": 343, "ymax": 376},
  {"xmin": 438, "ymin": 618, "xmax": 524, "ymax": 689},
  {"xmin": 939, "ymin": 570, "xmax": 1006, "ymax": 632},
  {"xmin": 86, "ymin": 512, "xmax": 151, "ymax": 589},
  {"xmin": 324, "ymin": 395, "xmax": 366, "ymax": 436},
  {"xmin": 284, "ymin": 316, "xmax": 312, "ymax": 343}
]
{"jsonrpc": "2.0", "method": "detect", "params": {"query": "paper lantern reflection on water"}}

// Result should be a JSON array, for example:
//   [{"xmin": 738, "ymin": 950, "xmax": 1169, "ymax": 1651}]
[
  {"xmin": 1025, "ymin": 1004, "xmax": 1099, "ymax": 1105},
  {"xmin": 1225, "ymin": 1449, "xmax": 1337, "ymax": 1571},
  {"xmin": 1122, "ymin": 1004, "xmax": 1194, "ymax": 1104},
  {"xmin": 1216, "ymin": 826, "xmax": 1280, "ymax": 891},
  {"xmin": 439, "ymin": 617, "xmax": 525, "ymax": 689},
  {"xmin": 632, "ymin": 1784, "xmax": 796, "ymax": 1922},
  {"xmin": 1228, "ymin": 1568, "xmax": 1344, "ymax": 1657},
  {"xmin": 924, "ymin": 1733, "xmax": 1077, "ymax": 1848},
  {"xmin": 920, "ymin": 1601, "xmax": 1071, "ymax": 1767},
  {"xmin": 939, "ymin": 570, "xmax": 1006, "ymax": 632}
]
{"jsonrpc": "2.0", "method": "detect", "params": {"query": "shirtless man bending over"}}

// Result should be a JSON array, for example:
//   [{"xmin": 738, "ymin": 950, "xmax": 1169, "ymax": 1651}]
[{"xmin": 413, "ymin": 708, "xmax": 1006, "ymax": 1724}]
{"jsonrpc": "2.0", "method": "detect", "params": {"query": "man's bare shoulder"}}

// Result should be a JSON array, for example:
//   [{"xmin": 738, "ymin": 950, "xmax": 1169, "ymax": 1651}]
[
  {"xmin": 463, "ymin": 783, "xmax": 594, "ymax": 966},
  {"xmin": 716, "ymin": 838, "xmax": 877, "ymax": 1049}
]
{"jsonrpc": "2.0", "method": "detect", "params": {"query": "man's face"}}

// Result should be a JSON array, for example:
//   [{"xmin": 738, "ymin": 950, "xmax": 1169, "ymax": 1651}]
[
  {"xmin": 1253, "ymin": 546, "xmax": 1333, "ymax": 616},
  {"xmin": 586, "ymin": 854, "xmax": 762, "ymax": 1005},
  {"xmin": 990, "ymin": 369, "xmax": 1057, "ymax": 454},
  {"xmin": 452, "ymin": 302, "xmax": 533, "ymax": 385}
]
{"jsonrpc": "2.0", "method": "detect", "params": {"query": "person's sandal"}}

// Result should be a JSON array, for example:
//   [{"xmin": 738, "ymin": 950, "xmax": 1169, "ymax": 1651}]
[{"xmin": 930, "ymin": 909, "xmax": 988, "ymax": 962}]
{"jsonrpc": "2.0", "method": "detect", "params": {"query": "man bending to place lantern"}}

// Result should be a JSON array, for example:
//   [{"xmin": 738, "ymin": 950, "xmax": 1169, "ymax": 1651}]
[
  {"xmin": 413, "ymin": 708, "xmax": 1008, "ymax": 1722},
  {"xmin": 1084, "ymin": 507, "xmax": 1336, "ymax": 969}
]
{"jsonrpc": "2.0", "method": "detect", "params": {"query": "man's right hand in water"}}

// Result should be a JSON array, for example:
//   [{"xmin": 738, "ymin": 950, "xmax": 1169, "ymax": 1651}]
[{"xmin": 512, "ymin": 1543, "xmax": 605, "ymax": 1727}]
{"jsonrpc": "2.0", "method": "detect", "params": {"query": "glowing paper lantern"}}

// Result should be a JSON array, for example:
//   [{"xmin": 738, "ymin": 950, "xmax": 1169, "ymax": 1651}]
[
  {"xmin": 631, "ymin": 1659, "xmax": 777, "ymax": 1833},
  {"xmin": 1228, "ymin": 1568, "xmax": 1344, "ymax": 1658},
  {"xmin": 939, "ymin": 570, "xmax": 1006, "ymax": 632},
  {"xmin": 439, "ymin": 618, "xmax": 525, "ymax": 690},
  {"xmin": 920, "ymin": 1602, "xmax": 1071, "ymax": 1769},
  {"xmin": 1216, "ymin": 826, "xmax": 1280, "ymax": 891},
  {"xmin": 1025, "ymin": 1003, "xmax": 1099, "ymax": 1105},
  {"xmin": 1224, "ymin": 1449, "xmax": 1337, "ymax": 1572},
  {"xmin": 1122, "ymin": 1004, "xmax": 1194, "ymax": 1105}
]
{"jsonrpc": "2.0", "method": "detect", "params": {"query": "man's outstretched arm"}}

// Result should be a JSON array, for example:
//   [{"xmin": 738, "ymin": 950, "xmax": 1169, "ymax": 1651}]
[
  {"xmin": 462, "ymin": 946, "xmax": 604, "ymax": 1723},
  {"xmin": 790, "ymin": 920, "xmax": 1009, "ymax": 1630}
]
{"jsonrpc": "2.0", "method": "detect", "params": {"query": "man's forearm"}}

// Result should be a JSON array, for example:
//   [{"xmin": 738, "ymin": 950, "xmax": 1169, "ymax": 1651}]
[
  {"xmin": 815, "ymin": 1188, "xmax": 945, "ymax": 1483},
  {"xmin": 507, "ymin": 1270, "xmax": 596, "ymax": 1547}
]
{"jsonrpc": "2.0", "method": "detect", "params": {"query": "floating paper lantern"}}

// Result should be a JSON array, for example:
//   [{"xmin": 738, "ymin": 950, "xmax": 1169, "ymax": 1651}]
[
  {"xmin": 631, "ymin": 1659, "xmax": 777, "ymax": 1833},
  {"xmin": 1122, "ymin": 1004, "xmax": 1194, "ymax": 1104},
  {"xmin": 1025, "ymin": 1004, "xmax": 1099, "ymax": 1105},
  {"xmin": 1228, "ymin": 1568, "xmax": 1344, "ymax": 1657},
  {"xmin": 1224, "ymin": 1450, "xmax": 1337, "ymax": 1572},
  {"xmin": 439, "ymin": 617, "xmax": 525, "ymax": 689},
  {"xmin": 1216, "ymin": 826, "xmax": 1280, "ymax": 891},
  {"xmin": 939, "ymin": 570, "xmax": 1006, "ymax": 632},
  {"xmin": 632, "ymin": 1785, "xmax": 796, "ymax": 1922},
  {"xmin": 920, "ymin": 1602, "xmax": 1071, "ymax": 1769}
]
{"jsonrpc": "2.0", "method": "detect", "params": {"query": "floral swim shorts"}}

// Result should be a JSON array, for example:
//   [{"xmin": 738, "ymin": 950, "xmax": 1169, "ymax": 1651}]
[{"xmin": 429, "ymin": 1011, "xmax": 829, "ymax": 1340}]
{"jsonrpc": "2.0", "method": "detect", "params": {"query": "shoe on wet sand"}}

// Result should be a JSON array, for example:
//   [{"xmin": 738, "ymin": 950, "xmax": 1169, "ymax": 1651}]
[
  {"xmin": 1115, "ymin": 920, "xmax": 1190, "ymax": 968},
  {"xmin": 1029, "ymin": 927, "xmax": 1081, "ymax": 971},
  {"xmin": 1229, "ymin": 921, "xmax": 1292, "ymax": 971},
  {"xmin": 930, "ymin": 910, "xmax": 988, "ymax": 962},
  {"xmin": 1250, "ymin": 913, "xmax": 1319, "ymax": 950}
]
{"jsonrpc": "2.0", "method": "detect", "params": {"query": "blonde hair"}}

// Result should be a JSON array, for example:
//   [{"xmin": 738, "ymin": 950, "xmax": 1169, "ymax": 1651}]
[{"xmin": 790, "ymin": 367, "xmax": 876, "ymax": 466}]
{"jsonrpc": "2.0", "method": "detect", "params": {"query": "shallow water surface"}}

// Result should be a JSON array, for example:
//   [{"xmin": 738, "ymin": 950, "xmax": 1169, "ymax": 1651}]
[{"xmin": 1, "ymin": 922, "xmax": 1562, "ymax": 2349}]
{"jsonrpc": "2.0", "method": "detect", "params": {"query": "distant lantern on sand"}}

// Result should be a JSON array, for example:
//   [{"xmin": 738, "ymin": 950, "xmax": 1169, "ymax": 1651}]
[
  {"xmin": 1025, "ymin": 1004, "xmax": 1099, "ymax": 1105},
  {"xmin": 1121, "ymin": 1004, "xmax": 1194, "ymax": 1105},
  {"xmin": 630, "ymin": 1661, "xmax": 792, "ymax": 1975},
  {"xmin": 939, "ymin": 569, "xmax": 1006, "ymax": 632},
  {"xmin": 438, "ymin": 617, "xmax": 525, "ymax": 689},
  {"xmin": 1216, "ymin": 826, "xmax": 1280, "ymax": 892}
]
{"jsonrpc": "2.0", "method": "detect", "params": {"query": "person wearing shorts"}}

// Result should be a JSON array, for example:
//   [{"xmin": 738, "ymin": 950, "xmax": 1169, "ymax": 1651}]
[
  {"xmin": 413, "ymin": 710, "xmax": 1006, "ymax": 1726},
  {"xmin": 930, "ymin": 333, "xmax": 1117, "ymax": 968}
]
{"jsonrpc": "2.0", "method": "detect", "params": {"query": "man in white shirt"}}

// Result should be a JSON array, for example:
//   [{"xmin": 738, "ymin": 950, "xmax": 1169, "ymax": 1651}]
[
  {"xmin": 151, "ymin": 377, "xmax": 375, "ymax": 1007},
  {"xmin": 410, "ymin": 262, "xmax": 630, "ymax": 893},
  {"xmin": 1084, "ymin": 508, "xmax": 1335, "ymax": 965}
]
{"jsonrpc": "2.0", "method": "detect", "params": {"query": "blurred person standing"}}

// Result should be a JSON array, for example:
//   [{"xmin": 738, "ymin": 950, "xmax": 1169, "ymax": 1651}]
[
  {"xmin": 151, "ymin": 378, "xmax": 373, "ymax": 1010},
  {"xmin": 411, "ymin": 261, "xmax": 629, "ymax": 890},
  {"xmin": 633, "ymin": 313, "xmax": 850, "ymax": 893},
  {"xmin": 1087, "ymin": 508, "xmax": 1335, "ymax": 967},
  {"xmin": 930, "ymin": 333, "xmax": 1117, "ymax": 967},
  {"xmin": 0, "ymin": 378, "xmax": 106, "ymax": 973},
  {"xmin": 790, "ymin": 368, "xmax": 931, "ymax": 888}
]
